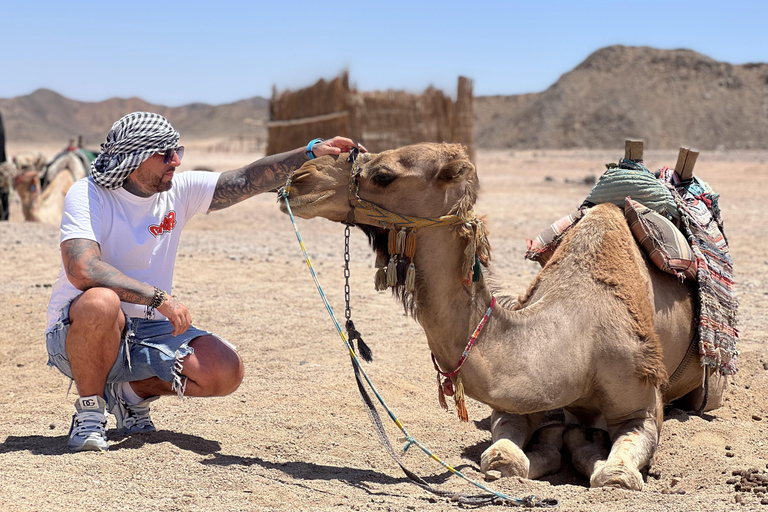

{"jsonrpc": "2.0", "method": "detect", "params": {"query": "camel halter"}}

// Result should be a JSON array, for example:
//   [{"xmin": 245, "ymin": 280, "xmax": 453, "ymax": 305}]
[{"xmin": 345, "ymin": 148, "xmax": 485, "ymax": 291}]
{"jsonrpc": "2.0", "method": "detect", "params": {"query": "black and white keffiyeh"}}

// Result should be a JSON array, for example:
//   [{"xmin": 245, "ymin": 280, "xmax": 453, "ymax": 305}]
[{"xmin": 90, "ymin": 112, "xmax": 180, "ymax": 189}]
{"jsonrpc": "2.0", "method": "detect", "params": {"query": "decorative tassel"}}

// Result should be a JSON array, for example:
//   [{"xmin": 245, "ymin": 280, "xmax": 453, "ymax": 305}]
[
  {"xmin": 472, "ymin": 254, "xmax": 482, "ymax": 282},
  {"xmin": 405, "ymin": 263, "xmax": 416, "ymax": 292},
  {"xmin": 346, "ymin": 319, "xmax": 373, "ymax": 362},
  {"xmin": 388, "ymin": 229, "xmax": 397, "ymax": 255},
  {"xmin": 405, "ymin": 230, "xmax": 417, "ymax": 258},
  {"xmin": 387, "ymin": 255, "xmax": 398, "ymax": 287},
  {"xmin": 437, "ymin": 374, "xmax": 448, "ymax": 410},
  {"xmin": 374, "ymin": 267, "xmax": 387, "ymax": 291},
  {"xmin": 454, "ymin": 375, "xmax": 469, "ymax": 422},
  {"xmin": 397, "ymin": 258, "xmax": 408, "ymax": 285},
  {"xmin": 396, "ymin": 227, "xmax": 407, "ymax": 255}
]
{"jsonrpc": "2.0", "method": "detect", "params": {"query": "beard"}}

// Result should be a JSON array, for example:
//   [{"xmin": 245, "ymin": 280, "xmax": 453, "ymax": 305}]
[{"xmin": 150, "ymin": 172, "xmax": 174, "ymax": 193}]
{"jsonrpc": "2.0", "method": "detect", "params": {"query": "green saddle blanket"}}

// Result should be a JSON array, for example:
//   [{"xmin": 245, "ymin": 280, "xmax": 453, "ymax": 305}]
[{"xmin": 583, "ymin": 159, "xmax": 679, "ymax": 221}]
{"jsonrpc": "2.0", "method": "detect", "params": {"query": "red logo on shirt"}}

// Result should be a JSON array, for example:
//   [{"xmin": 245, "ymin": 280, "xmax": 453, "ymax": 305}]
[{"xmin": 148, "ymin": 211, "xmax": 176, "ymax": 237}]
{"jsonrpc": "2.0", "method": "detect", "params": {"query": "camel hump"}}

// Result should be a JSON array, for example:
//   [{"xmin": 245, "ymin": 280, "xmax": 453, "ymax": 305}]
[
  {"xmin": 523, "ymin": 202, "xmax": 667, "ymax": 387},
  {"xmin": 559, "ymin": 203, "xmax": 634, "ymax": 264},
  {"xmin": 578, "ymin": 204, "xmax": 667, "ymax": 387}
]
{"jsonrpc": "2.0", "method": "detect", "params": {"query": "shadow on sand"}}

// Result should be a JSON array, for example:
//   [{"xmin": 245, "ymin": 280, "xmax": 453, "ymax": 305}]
[
  {"xmin": 1, "ymin": 428, "xmax": 478, "ymax": 500},
  {"xmin": 0, "ymin": 429, "xmax": 221, "ymax": 456}
]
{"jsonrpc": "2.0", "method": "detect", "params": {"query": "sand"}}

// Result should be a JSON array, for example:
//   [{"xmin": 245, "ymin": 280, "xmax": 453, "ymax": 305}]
[{"xmin": 1, "ymin": 147, "xmax": 767, "ymax": 511}]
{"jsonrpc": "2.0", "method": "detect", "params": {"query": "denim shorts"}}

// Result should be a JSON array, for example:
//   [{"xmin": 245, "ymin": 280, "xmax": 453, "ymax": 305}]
[{"xmin": 46, "ymin": 303, "xmax": 212, "ymax": 396}]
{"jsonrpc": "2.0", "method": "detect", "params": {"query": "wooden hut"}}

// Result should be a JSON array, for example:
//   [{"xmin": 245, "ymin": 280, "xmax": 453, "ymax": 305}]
[{"xmin": 267, "ymin": 73, "xmax": 474, "ymax": 161}]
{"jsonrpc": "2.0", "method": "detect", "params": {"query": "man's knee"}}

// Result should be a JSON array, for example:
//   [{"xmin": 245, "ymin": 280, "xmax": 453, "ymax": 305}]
[
  {"xmin": 70, "ymin": 288, "xmax": 124, "ymax": 327},
  {"xmin": 211, "ymin": 349, "xmax": 244, "ymax": 396},
  {"xmin": 187, "ymin": 336, "xmax": 244, "ymax": 396}
]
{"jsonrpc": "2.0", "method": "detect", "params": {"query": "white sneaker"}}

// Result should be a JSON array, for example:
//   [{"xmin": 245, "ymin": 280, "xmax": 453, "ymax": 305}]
[
  {"xmin": 105, "ymin": 383, "xmax": 158, "ymax": 435},
  {"xmin": 67, "ymin": 395, "xmax": 109, "ymax": 452}
]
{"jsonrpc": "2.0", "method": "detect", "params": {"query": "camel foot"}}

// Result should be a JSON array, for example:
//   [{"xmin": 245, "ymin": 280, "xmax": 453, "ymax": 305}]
[
  {"xmin": 481, "ymin": 439, "xmax": 530, "ymax": 478},
  {"xmin": 590, "ymin": 462, "xmax": 644, "ymax": 490}
]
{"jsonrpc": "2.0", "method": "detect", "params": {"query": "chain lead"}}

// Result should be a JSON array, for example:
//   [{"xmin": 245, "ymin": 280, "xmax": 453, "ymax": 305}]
[{"xmin": 344, "ymin": 224, "xmax": 352, "ymax": 321}]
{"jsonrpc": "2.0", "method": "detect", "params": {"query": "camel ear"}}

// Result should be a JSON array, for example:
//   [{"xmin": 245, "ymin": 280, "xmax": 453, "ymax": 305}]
[{"xmin": 436, "ymin": 159, "xmax": 474, "ymax": 183}]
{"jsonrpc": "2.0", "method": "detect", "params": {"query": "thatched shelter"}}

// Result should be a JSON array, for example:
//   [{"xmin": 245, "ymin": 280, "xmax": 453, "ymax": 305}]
[{"xmin": 267, "ymin": 73, "xmax": 474, "ymax": 161}]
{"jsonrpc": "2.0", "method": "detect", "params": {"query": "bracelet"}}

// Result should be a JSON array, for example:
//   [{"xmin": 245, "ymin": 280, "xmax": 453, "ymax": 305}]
[
  {"xmin": 306, "ymin": 138, "xmax": 323, "ymax": 160},
  {"xmin": 149, "ymin": 287, "xmax": 167, "ymax": 309}
]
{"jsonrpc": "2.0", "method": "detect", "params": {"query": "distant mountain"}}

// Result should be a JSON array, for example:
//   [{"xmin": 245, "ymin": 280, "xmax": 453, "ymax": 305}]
[
  {"xmin": 3, "ymin": 46, "xmax": 767, "ymax": 150},
  {"xmin": 475, "ymin": 45, "xmax": 768, "ymax": 149},
  {"xmin": 0, "ymin": 89, "xmax": 268, "ymax": 147}
]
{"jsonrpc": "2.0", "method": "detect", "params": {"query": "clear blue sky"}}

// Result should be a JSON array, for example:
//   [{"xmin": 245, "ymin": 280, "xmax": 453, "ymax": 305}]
[{"xmin": 2, "ymin": 0, "xmax": 767, "ymax": 106}]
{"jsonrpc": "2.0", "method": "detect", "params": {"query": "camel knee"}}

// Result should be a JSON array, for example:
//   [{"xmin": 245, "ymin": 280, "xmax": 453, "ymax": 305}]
[
  {"xmin": 590, "ymin": 462, "xmax": 643, "ymax": 490},
  {"xmin": 481, "ymin": 439, "xmax": 530, "ymax": 478},
  {"xmin": 590, "ymin": 417, "xmax": 659, "ymax": 491}
]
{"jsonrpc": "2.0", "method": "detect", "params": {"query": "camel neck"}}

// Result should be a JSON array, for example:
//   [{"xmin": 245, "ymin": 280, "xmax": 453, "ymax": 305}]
[{"xmin": 410, "ymin": 227, "xmax": 493, "ymax": 372}]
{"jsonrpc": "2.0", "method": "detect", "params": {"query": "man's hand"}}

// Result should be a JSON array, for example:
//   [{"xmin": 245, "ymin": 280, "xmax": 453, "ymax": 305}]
[
  {"xmin": 312, "ymin": 137, "xmax": 367, "ymax": 158},
  {"xmin": 209, "ymin": 136, "xmax": 367, "ymax": 212},
  {"xmin": 157, "ymin": 295, "xmax": 192, "ymax": 336}
]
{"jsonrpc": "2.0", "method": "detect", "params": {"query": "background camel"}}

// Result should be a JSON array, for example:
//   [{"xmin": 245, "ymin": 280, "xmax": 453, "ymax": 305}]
[
  {"xmin": 279, "ymin": 143, "xmax": 726, "ymax": 491},
  {"xmin": 13, "ymin": 151, "xmax": 87, "ymax": 225}
]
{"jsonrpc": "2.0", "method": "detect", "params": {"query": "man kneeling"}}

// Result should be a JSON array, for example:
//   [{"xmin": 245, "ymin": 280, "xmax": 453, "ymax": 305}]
[{"xmin": 45, "ymin": 112, "xmax": 361, "ymax": 451}]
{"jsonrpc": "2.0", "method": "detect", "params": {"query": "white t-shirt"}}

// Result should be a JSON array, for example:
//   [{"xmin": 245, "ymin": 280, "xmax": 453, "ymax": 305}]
[{"xmin": 46, "ymin": 171, "xmax": 219, "ymax": 332}]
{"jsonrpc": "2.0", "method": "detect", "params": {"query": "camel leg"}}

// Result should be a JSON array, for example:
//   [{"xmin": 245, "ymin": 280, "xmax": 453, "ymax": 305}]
[
  {"xmin": 481, "ymin": 411, "xmax": 548, "ymax": 479},
  {"xmin": 525, "ymin": 423, "xmax": 565, "ymax": 479},
  {"xmin": 589, "ymin": 388, "xmax": 663, "ymax": 490},
  {"xmin": 564, "ymin": 426, "xmax": 610, "ymax": 479}
]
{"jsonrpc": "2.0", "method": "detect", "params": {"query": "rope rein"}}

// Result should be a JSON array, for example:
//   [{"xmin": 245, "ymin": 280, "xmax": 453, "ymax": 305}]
[{"xmin": 278, "ymin": 167, "xmax": 558, "ymax": 508}]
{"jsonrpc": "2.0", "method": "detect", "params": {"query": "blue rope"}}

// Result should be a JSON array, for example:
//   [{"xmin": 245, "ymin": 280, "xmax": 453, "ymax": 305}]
[{"xmin": 280, "ymin": 190, "xmax": 541, "ymax": 506}]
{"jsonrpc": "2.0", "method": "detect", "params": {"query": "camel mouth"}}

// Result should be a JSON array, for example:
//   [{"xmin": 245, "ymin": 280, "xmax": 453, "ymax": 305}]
[{"xmin": 278, "ymin": 190, "xmax": 335, "ymax": 216}]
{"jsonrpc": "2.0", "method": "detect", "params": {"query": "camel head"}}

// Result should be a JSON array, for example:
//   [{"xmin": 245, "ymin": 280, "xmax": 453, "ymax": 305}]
[
  {"xmin": 13, "ymin": 152, "xmax": 46, "ymax": 172},
  {"xmin": 281, "ymin": 142, "xmax": 491, "ymax": 297},
  {"xmin": 13, "ymin": 169, "xmax": 41, "ymax": 221},
  {"xmin": 282, "ymin": 143, "xmax": 478, "ymax": 224}
]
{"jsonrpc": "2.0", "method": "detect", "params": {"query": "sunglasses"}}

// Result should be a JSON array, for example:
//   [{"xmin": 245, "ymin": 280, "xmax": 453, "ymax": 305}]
[{"xmin": 158, "ymin": 146, "xmax": 185, "ymax": 164}]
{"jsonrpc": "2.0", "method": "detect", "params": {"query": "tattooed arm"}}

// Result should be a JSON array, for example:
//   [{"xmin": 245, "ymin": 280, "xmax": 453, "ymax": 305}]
[
  {"xmin": 61, "ymin": 238, "xmax": 192, "ymax": 335},
  {"xmin": 208, "ymin": 136, "xmax": 363, "ymax": 212},
  {"xmin": 208, "ymin": 148, "xmax": 305, "ymax": 211}
]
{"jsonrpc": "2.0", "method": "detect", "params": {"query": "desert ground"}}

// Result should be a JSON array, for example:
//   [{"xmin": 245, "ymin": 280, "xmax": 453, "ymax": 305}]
[{"xmin": 1, "ymin": 145, "xmax": 767, "ymax": 512}]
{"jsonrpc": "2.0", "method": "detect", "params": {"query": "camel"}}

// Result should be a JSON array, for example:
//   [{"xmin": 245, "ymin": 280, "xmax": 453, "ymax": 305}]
[
  {"xmin": 279, "ymin": 143, "xmax": 726, "ymax": 490},
  {"xmin": 14, "ymin": 151, "xmax": 87, "ymax": 225}
]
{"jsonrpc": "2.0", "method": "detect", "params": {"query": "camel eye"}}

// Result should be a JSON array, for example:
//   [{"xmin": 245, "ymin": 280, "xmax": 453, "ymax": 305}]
[{"xmin": 371, "ymin": 173, "xmax": 396, "ymax": 187}]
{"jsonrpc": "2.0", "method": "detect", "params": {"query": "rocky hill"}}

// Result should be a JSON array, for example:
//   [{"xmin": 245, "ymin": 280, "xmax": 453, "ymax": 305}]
[
  {"xmin": 475, "ymin": 45, "xmax": 768, "ymax": 149},
  {"xmin": 0, "ymin": 90, "xmax": 268, "ymax": 148},
  {"xmin": 2, "ymin": 45, "xmax": 767, "ymax": 150}
]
